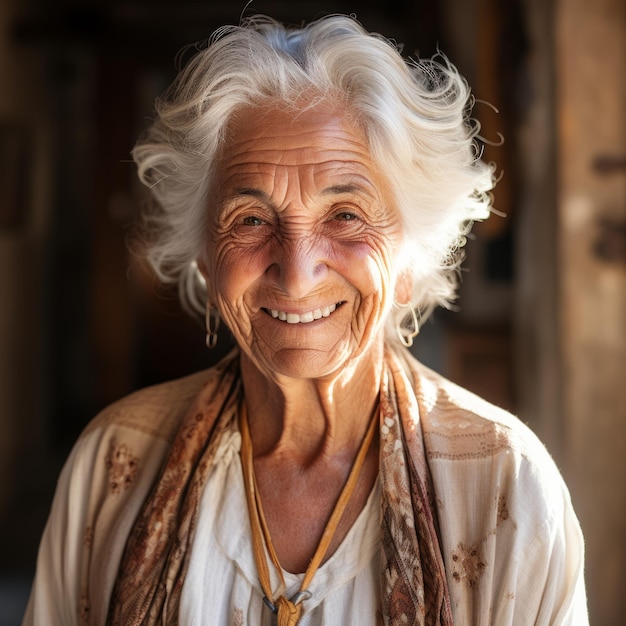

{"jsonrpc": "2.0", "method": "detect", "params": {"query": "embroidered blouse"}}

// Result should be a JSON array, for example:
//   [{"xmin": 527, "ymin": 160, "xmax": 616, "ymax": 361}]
[{"xmin": 22, "ymin": 349, "xmax": 589, "ymax": 625}]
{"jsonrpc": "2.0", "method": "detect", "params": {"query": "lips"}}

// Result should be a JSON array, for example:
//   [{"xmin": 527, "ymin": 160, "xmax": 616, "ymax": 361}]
[{"xmin": 263, "ymin": 302, "xmax": 342, "ymax": 324}]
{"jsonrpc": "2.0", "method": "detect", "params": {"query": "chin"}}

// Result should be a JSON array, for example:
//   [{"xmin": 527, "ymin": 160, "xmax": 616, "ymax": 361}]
[
  {"xmin": 253, "ymin": 333, "xmax": 384, "ymax": 382},
  {"xmin": 257, "ymin": 347, "xmax": 348, "ymax": 380}
]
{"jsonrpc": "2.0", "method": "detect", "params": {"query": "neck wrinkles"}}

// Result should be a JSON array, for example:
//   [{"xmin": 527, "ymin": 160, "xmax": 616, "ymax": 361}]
[{"xmin": 240, "ymin": 339, "xmax": 383, "ymax": 465}]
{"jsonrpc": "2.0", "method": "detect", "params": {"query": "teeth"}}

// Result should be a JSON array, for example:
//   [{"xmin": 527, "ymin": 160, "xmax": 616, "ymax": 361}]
[{"xmin": 267, "ymin": 303, "xmax": 339, "ymax": 324}]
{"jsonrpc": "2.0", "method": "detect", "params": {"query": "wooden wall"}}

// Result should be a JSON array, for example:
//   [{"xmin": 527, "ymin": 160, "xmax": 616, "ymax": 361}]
[
  {"xmin": 518, "ymin": 0, "xmax": 625, "ymax": 622},
  {"xmin": 556, "ymin": 0, "xmax": 626, "ymax": 621}
]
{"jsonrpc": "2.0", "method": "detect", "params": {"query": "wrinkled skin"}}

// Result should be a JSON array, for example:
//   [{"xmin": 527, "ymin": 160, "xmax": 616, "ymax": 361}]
[{"xmin": 202, "ymin": 102, "xmax": 404, "ymax": 382}]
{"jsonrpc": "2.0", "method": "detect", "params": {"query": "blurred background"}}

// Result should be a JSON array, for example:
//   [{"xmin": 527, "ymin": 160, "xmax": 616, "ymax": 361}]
[{"xmin": 0, "ymin": 0, "xmax": 623, "ymax": 623}]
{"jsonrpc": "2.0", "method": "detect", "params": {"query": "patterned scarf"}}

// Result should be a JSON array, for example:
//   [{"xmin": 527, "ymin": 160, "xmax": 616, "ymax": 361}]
[{"xmin": 107, "ymin": 349, "xmax": 453, "ymax": 625}]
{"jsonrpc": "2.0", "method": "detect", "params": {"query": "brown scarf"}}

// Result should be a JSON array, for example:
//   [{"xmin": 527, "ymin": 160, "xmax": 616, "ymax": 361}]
[{"xmin": 107, "ymin": 349, "xmax": 453, "ymax": 625}]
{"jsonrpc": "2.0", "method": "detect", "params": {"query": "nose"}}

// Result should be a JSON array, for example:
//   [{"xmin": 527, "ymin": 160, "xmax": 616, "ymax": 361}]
[{"xmin": 267, "ymin": 236, "xmax": 329, "ymax": 298}]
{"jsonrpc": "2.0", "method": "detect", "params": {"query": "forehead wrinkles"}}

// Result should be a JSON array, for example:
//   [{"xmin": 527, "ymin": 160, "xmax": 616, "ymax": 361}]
[
  {"xmin": 219, "ymin": 157, "xmax": 378, "ymax": 189},
  {"xmin": 219, "ymin": 136, "xmax": 371, "ymax": 168},
  {"xmin": 220, "ymin": 102, "xmax": 372, "ymax": 164},
  {"xmin": 215, "ymin": 104, "xmax": 387, "ymax": 210},
  {"xmin": 217, "ymin": 161, "xmax": 382, "ymax": 217}
]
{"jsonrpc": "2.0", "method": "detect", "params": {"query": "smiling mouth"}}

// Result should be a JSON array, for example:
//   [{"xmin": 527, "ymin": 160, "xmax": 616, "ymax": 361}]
[{"xmin": 262, "ymin": 302, "xmax": 344, "ymax": 324}]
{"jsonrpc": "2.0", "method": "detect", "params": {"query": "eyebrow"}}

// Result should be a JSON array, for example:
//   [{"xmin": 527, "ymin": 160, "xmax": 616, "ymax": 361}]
[
  {"xmin": 234, "ymin": 184, "xmax": 367, "ymax": 197},
  {"xmin": 321, "ymin": 183, "xmax": 371, "ymax": 196},
  {"xmin": 227, "ymin": 181, "xmax": 376, "ymax": 209},
  {"xmin": 233, "ymin": 187, "xmax": 272, "ymax": 202}
]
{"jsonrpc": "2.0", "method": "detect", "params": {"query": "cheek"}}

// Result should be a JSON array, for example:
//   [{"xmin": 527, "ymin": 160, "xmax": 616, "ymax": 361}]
[
  {"xmin": 214, "ymin": 249, "xmax": 253, "ymax": 297},
  {"xmin": 334, "ymin": 238, "xmax": 397, "ymax": 299},
  {"xmin": 209, "ymin": 235, "xmax": 271, "ymax": 312}
]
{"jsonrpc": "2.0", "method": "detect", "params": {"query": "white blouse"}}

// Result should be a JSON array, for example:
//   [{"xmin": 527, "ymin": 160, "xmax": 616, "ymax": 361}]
[
  {"xmin": 179, "ymin": 428, "xmax": 381, "ymax": 625},
  {"xmin": 23, "ymin": 356, "xmax": 588, "ymax": 625}
]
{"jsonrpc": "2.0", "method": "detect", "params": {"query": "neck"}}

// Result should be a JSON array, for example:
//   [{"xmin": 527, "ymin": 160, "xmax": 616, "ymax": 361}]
[{"xmin": 240, "ymin": 339, "xmax": 384, "ymax": 465}]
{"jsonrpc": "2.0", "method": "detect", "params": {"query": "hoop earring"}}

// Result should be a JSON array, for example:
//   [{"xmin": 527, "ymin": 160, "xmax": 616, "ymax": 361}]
[
  {"xmin": 395, "ymin": 301, "xmax": 419, "ymax": 348},
  {"xmin": 205, "ymin": 306, "xmax": 220, "ymax": 349}
]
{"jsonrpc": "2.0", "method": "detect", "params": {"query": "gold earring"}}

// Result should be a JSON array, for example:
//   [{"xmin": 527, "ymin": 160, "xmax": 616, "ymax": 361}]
[
  {"xmin": 205, "ymin": 306, "xmax": 220, "ymax": 349},
  {"xmin": 395, "ymin": 301, "xmax": 419, "ymax": 348}
]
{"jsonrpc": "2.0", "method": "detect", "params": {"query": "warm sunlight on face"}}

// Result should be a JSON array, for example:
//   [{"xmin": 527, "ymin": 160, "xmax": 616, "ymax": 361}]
[{"xmin": 202, "ymin": 102, "xmax": 403, "ymax": 380}]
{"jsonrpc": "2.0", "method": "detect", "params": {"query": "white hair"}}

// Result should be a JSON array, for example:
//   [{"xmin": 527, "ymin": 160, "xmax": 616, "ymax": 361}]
[{"xmin": 132, "ymin": 14, "xmax": 496, "ymax": 344}]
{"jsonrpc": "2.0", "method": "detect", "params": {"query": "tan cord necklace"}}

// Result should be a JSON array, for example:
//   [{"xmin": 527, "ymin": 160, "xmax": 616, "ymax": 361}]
[{"xmin": 239, "ymin": 401, "xmax": 378, "ymax": 626}]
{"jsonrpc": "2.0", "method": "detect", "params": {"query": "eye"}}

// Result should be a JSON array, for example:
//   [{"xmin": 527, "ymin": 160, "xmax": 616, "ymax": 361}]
[
  {"xmin": 242, "ymin": 215, "xmax": 264, "ymax": 226},
  {"xmin": 333, "ymin": 211, "xmax": 360, "ymax": 222}
]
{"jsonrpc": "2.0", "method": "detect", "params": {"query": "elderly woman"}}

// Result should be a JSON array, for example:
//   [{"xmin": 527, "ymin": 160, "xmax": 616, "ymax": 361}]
[{"xmin": 24, "ymin": 14, "xmax": 587, "ymax": 626}]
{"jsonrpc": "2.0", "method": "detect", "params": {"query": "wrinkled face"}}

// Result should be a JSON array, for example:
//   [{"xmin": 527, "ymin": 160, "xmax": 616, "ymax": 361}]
[{"xmin": 202, "ymin": 102, "xmax": 403, "ymax": 380}]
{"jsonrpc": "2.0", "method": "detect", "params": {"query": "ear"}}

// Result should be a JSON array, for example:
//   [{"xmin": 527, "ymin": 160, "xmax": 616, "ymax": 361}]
[{"xmin": 394, "ymin": 269, "xmax": 413, "ymax": 305}]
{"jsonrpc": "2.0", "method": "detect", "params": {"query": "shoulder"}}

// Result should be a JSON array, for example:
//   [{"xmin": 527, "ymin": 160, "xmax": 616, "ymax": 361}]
[
  {"xmin": 398, "ymin": 353, "xmax": 587, "ymax": 622},
  {"xmin": 400, "ymin": 351, "xmax": 584, "ymax": 568},
  {"xmin": 50, "ymin": 368, "xmax": 220, "ymax": 516},
  {"xmin": 82, "ymin": 368, "xmax": 214, "ymax": 444},
  {"xmin": 24, "ymin": 352, "xmax": 243, "ymax": 625},
  {"xmin": 399, "ymin": 350, "xmax": 573, "ymax": 525},
  {"xmin": 63, "ymin": 351, "xmax": 242, "ymax": 504},
  {"xmin": 404, "ymin": 351, "xmax": 554, "ymax": 470},
  {"xmin": 82, "ymin": 348, "xmax": 241, "ymax": 445}
]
